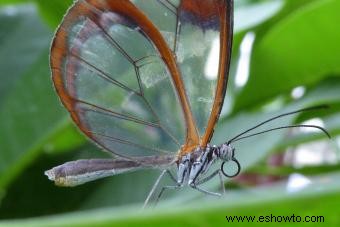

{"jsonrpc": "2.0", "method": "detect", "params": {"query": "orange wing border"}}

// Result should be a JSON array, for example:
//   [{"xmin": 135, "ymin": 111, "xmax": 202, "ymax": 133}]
[
  {"xmin": 50, "ymin": 0, "xmax": 200, "ymax": 157},
  {"xmin": 200, "ymin": 0, "xmax": 234, "ymax": 147},
  {"xmin": 50, "ymin": 0, "xmax": 233, "ymax": 158}
]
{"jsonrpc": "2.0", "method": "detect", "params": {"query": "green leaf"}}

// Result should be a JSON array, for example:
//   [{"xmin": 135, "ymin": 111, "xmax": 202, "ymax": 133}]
[
  {"xmin": 1, "ymin": 172, "xmax": 340, "ymax": 227},
  {"xmin": 235, "ymin": 0, "xmax": 284, "ymax": 33},
  {"xmin": 0, "ymin": 1, "xmax": 73, "ymax": 28},
  {"xmin": 248, "ymin": 163, "xmax": 340, "ymax": 176},
  {"xmin": 0, "ymin": 4, "xmax": 88, "ymax": 193},
  {"xmin": 34, "ymin": 0, "xmax": 74, "ymax": 28},
  {"xmin": 0, "ymin": 148, "xmax": 101, "ymax": 219},
  {"xmin": 235, "ymin": 0, "xmax": 340, "ymax": 110},
  {"xmin": 42, "ymin": 122, "xmax": 87, "ymax": 155},
  {"xmin": 0, "ymin": 4, "xmax": 59, "ymax": 190},
  {"xmin": 0, "ymin": 52, "xmax": 66, "ymax": 189},
  {"xmin": 0, "ymin": 5, "xmax": 50, "ymax": 104},
  {"xmin": 0, "ymin": 0, "xmax": 27, "ymax": 5}
]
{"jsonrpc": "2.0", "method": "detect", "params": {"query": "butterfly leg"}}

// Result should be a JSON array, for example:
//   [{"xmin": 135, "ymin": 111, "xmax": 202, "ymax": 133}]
[
  {"xmin": 154, "ymin": 169, "xmax": 182, "ymax": 206},
  {"xmin": 190, "ymin": 182, "xmax": 221, "ymax": 197},
  {"xmin": 191, "ymin": 169, "xmax": 225, "ymax": 196},
  {"xmin": 154, "ymin": 184, "xmax": 181, "ymax": 206},
  {"xmin": 219, "ymin": 170, "xmax": 226, "ymax": 195},
  {"xmin": 143, "ymin": 169, "xmax": 178, "ymax": 208}
]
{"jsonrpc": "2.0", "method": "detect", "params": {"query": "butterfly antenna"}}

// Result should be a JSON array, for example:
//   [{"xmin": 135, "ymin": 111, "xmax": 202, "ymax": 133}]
[
  {"xmin": 230, "ymin": 124, "xmax": 331, "ymax": 143},
  {"xmin": 227, "ymin": 105, "xmax": 329, "ymax": 144}
]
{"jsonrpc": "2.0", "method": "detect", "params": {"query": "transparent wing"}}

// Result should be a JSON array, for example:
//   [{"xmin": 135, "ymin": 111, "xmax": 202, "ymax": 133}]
[
  {"xmin": 51, "ymin": 0, "xmax": 192, "ymax": 158},
  {"xmin": 51, "ymin": 0, "xmax": 233, "ymax": 159},
  {"xmin": 132, "ymin": 0, "xmax": 234, "ymax": 148}
]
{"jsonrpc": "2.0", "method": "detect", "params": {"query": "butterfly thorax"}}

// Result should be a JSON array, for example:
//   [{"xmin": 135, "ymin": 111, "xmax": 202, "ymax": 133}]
[{"xmin": 176, "ymin": 143, "xmax": 234, "ymax": 186}]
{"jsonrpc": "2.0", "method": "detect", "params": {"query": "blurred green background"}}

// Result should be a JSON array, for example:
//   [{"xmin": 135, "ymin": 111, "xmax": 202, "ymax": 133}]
[{"xmin": 0, "ymin": 0, "xmax": 340, "ymax": 226}]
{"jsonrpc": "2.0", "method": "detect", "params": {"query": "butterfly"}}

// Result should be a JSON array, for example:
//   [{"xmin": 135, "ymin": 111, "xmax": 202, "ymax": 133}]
[{"xmin": 46, "ymin": 0, "xmax": 330, "ymax": 206}]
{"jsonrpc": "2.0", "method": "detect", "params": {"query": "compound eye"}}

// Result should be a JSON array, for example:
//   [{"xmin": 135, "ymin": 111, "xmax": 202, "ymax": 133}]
[{"xmin": 221, "ymin": 158, "xmax": 241, "ymax": 178}]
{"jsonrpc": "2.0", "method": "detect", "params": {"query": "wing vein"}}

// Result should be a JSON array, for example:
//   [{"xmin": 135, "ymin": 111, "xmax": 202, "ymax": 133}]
[
  {"xmin": 79, "ymin": 3, "xmax": 136, "ymax": 65},
  {"xmin": 141, "ymin": 96, "xmax": 181, "ymax": 147},
  {"xmin": 74, "ymin": 98, "xmax": 161, "ymax": 128},
  {"xmin": 88, "ymin": 131, "xmax": 172, "ymax": 154},
  {"xmin": 157, "ymin": 0, "xmax": 177, "ymax": 15},
  {"xmin": 68, "ymin": 51, "xmax": 142, "ymax": 96}
]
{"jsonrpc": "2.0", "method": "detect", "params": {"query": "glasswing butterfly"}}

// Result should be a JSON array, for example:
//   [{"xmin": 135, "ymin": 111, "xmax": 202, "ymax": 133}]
[{"xmin": 46, "ymin": 0, "xmax": 330, "ymax": 206}]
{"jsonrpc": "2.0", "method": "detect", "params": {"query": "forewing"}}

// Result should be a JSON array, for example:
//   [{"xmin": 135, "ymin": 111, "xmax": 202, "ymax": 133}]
[
  {"xmin": 51, "ymin": 0, "xmax": 233, "ymax": 158},
  {"xmin": 132, "ymin": 0, "xmax": 234, "ymax": 147},
  {"xmin": 178, "ymin": 0, "xmax": 233, "ymax": 145},
  {"xmin": 50, "ymin": 0, "xmax": 190, "ymax": 158}
]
